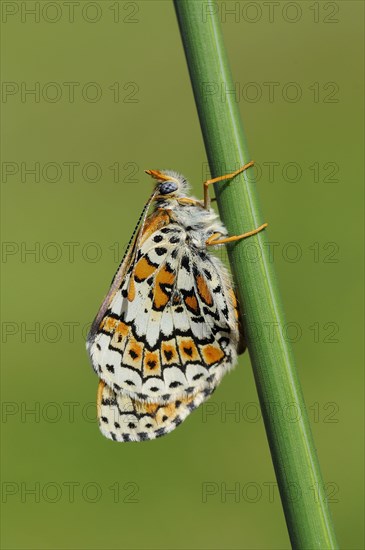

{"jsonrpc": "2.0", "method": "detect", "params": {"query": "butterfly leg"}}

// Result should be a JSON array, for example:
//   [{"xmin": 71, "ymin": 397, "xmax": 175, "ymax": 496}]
[
  {"xmin": 203, "ymin": 161, "xmax": 255, "ymax": 209},
  {"xmin": 206, "ymin": 223, "xmax": 268, "ymax": 246}
]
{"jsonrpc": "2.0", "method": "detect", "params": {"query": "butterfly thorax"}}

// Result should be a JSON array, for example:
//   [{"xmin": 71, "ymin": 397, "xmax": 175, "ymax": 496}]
[{"xmin": 153, "ymin": 197, "xmax": 228, "ymax": 249}]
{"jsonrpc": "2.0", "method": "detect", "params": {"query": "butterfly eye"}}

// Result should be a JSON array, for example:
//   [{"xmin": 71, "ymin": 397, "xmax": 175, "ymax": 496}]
[{"xmin": 159, "ymin": 181, "xmax": 178, "ymax": 195}]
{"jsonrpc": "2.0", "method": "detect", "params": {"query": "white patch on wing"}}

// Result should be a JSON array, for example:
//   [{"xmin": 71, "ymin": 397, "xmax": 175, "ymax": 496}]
[
  {"xmin": 141, "ymin": 377, "xmax": 165, "ymax": 396},
  {"xmin": 177, "ymin": 265, "xmax": 193, "ymax": 291},
  {"xmin": 160, "ymin": 308, "xmax": 174, "ymax": 339},
  {"xmin": 163, "ymin": 366, "xmax": 188, "ymax": 391},
  {"xmin": 185, "ymin": 363, "xmax": 209, "ymax": 385}
]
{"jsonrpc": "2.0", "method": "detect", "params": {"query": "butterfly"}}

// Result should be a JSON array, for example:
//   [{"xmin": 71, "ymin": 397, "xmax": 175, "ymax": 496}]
[{"xmin": 86, "ymin": 162, "xmax": 267, "ymax": 442}]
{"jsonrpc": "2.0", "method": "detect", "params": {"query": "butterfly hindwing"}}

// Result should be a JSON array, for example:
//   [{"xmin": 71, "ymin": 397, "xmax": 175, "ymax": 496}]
[
  {"xmin": 97, "ymin": 380, "xmax": 215, "ymax": 442},
  {"xmin": 88, "ymin": 214, "xmax": 239, "ymax": 404}
]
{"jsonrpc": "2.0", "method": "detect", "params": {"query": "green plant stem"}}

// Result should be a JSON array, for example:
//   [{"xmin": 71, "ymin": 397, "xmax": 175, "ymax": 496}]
[{"xmin": 174, "ymin": 1, "xmax": 338, "ymax": 548}]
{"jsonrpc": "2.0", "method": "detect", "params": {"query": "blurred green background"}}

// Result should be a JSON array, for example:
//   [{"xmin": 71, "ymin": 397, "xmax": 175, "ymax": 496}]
[{"xmin": 1, "ymin": 1, "xmax": 363, "ymax": 548}]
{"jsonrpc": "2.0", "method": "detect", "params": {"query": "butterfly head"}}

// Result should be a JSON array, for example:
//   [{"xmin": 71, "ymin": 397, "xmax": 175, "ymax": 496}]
[{"xmin": 145, "ymin": 169, "xmax": 189, "ymax": 199}]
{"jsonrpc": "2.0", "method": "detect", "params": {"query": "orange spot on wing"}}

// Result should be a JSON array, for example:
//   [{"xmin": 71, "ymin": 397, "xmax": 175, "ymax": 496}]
[
  {"xmin": 153, "ymin": 266, "xmax": 175, "ymax": 309},
  {"xmin": 154, "ymin": 286, "xmax": 169, "ymax": 309},
  {"xmin": 134, "ymin": 257, "xmax": 157, "ymax": 281},
  {"xmin": 110, "ymin": 321, "xmax": 130, "ymax": 350},
  {"xmin": 140, "ymin": 210, "xmax": 171, "ymax": 245},
  {"xmin": 161, "ymin": 340, "xmax": 179, "ymax": 365},
  {"xmin": 123, "ymin": 338, "xmax": 143, "ymax": 369},
  {"xmin": 201, "ymin": 344, "xmax": 225, "ymax": 366},
  {"xmin": 101, "ymin": 316, "xmax": 129, "ymax": 337},
  {"xmin": 115, "ymin": 321, "xmax": 129, "ymax": 338},
  {"xmin": 229, "ymin": 289, "xmax": 240, "ymax": 320},
  {"xmin": 184, "ymin": 294, "xmax": 199, "ymax": 313},
  {"xmin": 178, "ymin": 338, "xmax": 201, "ymax": 362},
  {"xmin": 156, "ymin": 266, "xmax": 175, "ymax": 286},
  {"xmin": 132, "ymin": 395, "xmax": 198, "ymax": 426},
  {"xmin": 196, "ymin": 274, "xmax": 213, "ymax": 306},
  {"xmin": 143, "ymin": 402, "xmax": 160, "ymax": 415},
  {"xmin": 127, "ymin": 276, "xmax": 136, "ymax": 301},
  {"xmin": 100, "ymin": 316, "xmax": 117, "ymax": 332},
  {"xmin": 129, "ymin": 341, "xmax": 142, "ymax": 356},
  {"xmin": 155, "ymin": 402, "xmax": 176, "ymax": 423},
  {"xmin": 143, "ymin": 350, "xmax": 161, "ymax": 376}
]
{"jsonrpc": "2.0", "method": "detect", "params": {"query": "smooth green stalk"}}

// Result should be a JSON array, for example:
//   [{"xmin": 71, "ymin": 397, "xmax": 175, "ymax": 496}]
[{"xmin": 174, "ymin": 1, "xmax": 338, "ymax": 548}]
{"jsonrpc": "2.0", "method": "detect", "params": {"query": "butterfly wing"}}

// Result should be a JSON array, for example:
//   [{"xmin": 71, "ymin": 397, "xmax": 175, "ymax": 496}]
[
  {"xmin": 87, "ymin": 208, "xmax": 170, "ymax": 348},
  {"xmin": 97, "ymin": 380, "xmax": 215, "ymax": 442},
  {"xmin": 88, "ymin": 210, "xmax": 240, "ymax": 406}
]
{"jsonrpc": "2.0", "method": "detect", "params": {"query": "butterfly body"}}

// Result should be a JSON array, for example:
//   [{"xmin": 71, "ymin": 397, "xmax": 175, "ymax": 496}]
[{"xmin": 86, "ymin": 169, "xmax": 251, "ymax": 442}]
